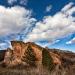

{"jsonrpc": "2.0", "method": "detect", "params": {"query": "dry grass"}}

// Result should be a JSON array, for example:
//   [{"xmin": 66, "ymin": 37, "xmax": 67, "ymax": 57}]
[
  {"xmin": 0, "ymin": 64, "xmax": 75, "ymax": 75},
  {"xmin": 0, "ymin": 66, "xmax": 50, "ymax": 75}
]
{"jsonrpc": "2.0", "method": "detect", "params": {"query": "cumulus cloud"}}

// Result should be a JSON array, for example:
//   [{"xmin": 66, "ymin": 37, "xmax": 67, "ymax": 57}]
[
  {"xmin": 66, "ymin": 38, "xmax": 75, "ymax": 44},
  {"xmin": 0, "ymin": 5, "xmax": 36, "ymax": 36},
  {"xmin": 24, "ymin": 2, "xmax": 75, "ymax": 44},
  {"xmin": 46, "ymin": 5, "xmax": 52, "ymax": 12}
]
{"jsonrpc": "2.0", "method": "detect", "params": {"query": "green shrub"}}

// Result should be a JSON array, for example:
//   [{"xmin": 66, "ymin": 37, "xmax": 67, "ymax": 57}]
[
  {"xmin": 42, "ymin": 49, "xmax": 55, "ymax": 71},
  {"xmin": 22, "ymin": 45, "xmax": 37, "ymax": 67}
]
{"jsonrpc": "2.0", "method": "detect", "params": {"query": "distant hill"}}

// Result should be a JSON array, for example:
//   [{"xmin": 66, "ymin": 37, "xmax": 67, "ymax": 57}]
[
  {"xmin": 0, "ymin": 41, "xmax": 75, "ymax": 75},
  {"xmin": 0, "ymin": 50, "xmax": 6, "ymax": 62}
]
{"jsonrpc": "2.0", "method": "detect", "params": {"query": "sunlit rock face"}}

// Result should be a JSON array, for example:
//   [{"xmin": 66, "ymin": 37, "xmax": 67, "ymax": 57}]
[
  {"xmin": 11, "ymin": 41, "xmax": 26, "ymax": 59},
  {"xmin": 11, "ymin": 41, "xmax": 27, "ymax": 65},
  {"xmin": 49, "ymin": 52, "xmax": 61, "ymax": 65},
  {"xmin": 4, "ymin": 48, "xmax": 12, "ymax": 66},
  {"xmin": 3, "ymin": 41, "xmax": 42, "ymax": 67}
]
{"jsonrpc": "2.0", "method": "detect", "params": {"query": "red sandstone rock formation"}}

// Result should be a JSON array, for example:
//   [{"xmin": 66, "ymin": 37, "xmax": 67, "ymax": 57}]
[
  {"xmin": 3, "ymin": 41, "xmax": 42, "ymax": 67},
  {"xmin": 2, "ymin": 41, "xmax": 75, "ymax": 69}
]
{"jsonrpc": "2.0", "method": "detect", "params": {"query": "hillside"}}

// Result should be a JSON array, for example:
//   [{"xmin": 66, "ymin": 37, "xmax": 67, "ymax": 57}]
[{"xmin": 0, "ymin": 41, "xmax": 75, "ymax": 75}]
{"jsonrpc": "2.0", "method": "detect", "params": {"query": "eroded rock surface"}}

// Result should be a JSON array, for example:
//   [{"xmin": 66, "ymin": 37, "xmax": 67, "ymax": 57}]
[
  {"xmin": 0, "ymin": 41, "xmax": 75, "ymax": 75},
  {"xmin": 3, "ymin": 41, "xmax": 42, "ymax": 67}
]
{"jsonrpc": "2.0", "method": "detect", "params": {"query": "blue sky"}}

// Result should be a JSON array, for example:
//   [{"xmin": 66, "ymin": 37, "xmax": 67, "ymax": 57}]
[{"xmin": 0, "ymin": 0, "xmax": 75, "ymax": 52}]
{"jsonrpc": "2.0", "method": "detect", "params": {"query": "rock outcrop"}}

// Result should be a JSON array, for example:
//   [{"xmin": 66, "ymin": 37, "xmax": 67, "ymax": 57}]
[
  {"xmin": 0, "ymin": 41, "xmax": 75, "ymax": 75},
  {"xmin": 3, "ymin": 41, "xmax": 42, "ymax": 67}
]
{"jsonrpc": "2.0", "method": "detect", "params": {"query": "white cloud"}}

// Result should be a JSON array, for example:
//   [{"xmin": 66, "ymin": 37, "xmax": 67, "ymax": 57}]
[
  {"xmin": 66, "ymin": 38, "xmax": 75, "ymax": 44},
  {"xmin": 35, "ymin": 42, "xmax": 50, "ymax": 48},
  {"xmin": 7, "ymin": 0, "xmax": 28, "ymax": 5},
  {"xmin": 7, "ymin": 0, "xmax": 17, "ymax": 5},
  {"xmin": 61, "ymin": 2, "xmax": 75, "ymax": 16},
  {"xmin": 20, "ymin": 0, "xmax": 28, "ymax": 5},
  {"xmin": 0, "ymin": 5, "xmax": 36, "ymax": 36},
  {"xmin": 46, "ymin": 5, "xmax": 52, "ymax": 12},
  {"xmin": 24, "ymin": 2, "xmax": 75, "ymax": 44},
  {"xmin": 61, "ymin": 2, "xmax": 74, "ymax": 12},
  {"xmin": 0, "ymin": 42, "xmax": 8, "ymax": 50}
]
